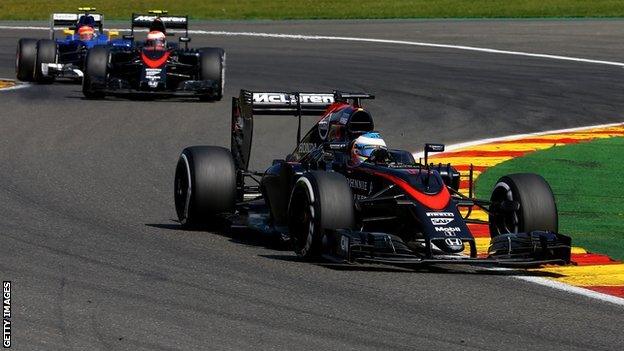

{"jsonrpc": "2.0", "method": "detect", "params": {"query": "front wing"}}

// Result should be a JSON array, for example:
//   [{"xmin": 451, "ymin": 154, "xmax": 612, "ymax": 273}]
[
  {"xmin": 322, "ymin": 229, "xmax": 571, "ymax": 268},
  {"xmin": 97, "ymin": 78, "xmax": 220, "ymax": 99},
  {"xmin": 41, "ymin": 63, "xmax": 83, "ymax": 80}
]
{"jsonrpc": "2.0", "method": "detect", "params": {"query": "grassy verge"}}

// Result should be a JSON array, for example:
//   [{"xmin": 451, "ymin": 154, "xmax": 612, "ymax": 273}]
[
  {"xmin": 1, "ymin": 1, "xmax": 624, "ymax": 20},
  {"xmin": 475, "ymin": 137, "xmax": 624, "ymax": 260}
]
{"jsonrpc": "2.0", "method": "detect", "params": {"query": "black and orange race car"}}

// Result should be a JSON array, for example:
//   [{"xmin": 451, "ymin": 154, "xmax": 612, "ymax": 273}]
[
  {"xmin": 173, "ymin": 90, "xmax": 571, "ymax": 268},
  {"xmin": 82, "ymin": 11, "xmax": 224, "ymax": 101}
]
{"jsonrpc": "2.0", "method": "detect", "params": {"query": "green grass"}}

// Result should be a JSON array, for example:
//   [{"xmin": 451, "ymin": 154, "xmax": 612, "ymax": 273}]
[
  {"xmin": 1, "ymin": 1, "xmax": 624, "ymax": 20},
  {"xmin": 475, "ymin": 137, "xmax": 624, "ymax": 260}
]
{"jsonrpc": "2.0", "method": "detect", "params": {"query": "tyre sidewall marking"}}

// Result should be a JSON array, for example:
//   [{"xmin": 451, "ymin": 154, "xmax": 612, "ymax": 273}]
[
  {"xmin": 15, "ymin": 43, "xmax": 20, "ymax": 75},
  {"xmin": 32, "ymin": 42, "xmax": 38, "ymax": 80},
  {"xmin": 220, "ymin": 51, "xmax": 226, "ymax": 96},
  {"xmin": 179, "ymin": 153, "xmax": 193, "ymax": 225}
]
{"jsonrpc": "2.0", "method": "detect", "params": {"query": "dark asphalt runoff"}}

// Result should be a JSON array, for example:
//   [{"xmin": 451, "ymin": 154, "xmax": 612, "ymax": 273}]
[{"xmin": 1, "ymin": 19, "xmax": 623, "ymax": 350}]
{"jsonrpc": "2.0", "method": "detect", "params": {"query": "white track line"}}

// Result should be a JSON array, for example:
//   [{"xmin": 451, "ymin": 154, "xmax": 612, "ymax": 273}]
[
  {"xmin": 421, "ymin": 121, "xmax": 624, "ymax": 306},
  {"xmin": 516, "ymin": 276, "xmax": 624, "ymax": 306},
  {"xmin": 413, "ymin": 121, "xmax": 624, "ymax": 157},
  {"xmin": 2, "ymin": 25, "xmax": 624, "ymax": 67}
]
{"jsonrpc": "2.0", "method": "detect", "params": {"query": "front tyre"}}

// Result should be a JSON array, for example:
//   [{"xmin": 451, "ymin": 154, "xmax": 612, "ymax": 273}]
[
  {"xmin": 198, "ymin": 47, "xmax": 225, "ymax": 101},
  {"xmin": 287, "ymin": 171, "xmax": 354, "ymax": 258},
  {"xmin": 489, "ymin": 173, "xmax": 558, "ymax": 237},
  {"xmin": 34, "ymin": 39, "xmax": 57, "ymax": 83},
  {"xmin": 174, "ymin": 146, "xmax": 236, "ymax": 227},
  {"xmin": 82, "ymin": 46, "xmax": 109, "ymax": 99}
]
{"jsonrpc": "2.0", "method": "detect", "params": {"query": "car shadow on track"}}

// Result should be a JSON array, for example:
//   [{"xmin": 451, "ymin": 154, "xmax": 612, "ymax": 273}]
[
  {"xmin": 145, "ymin": 222, "xmax": 566, "ymax": 277},
  {"xmin": 260, "ymin": 254, "xmax": 566, "ymax": 277},
  {"xmin": 146, "ymin": 221, "xmax": 292, "ymax": 252},
  {"xmin": 64, "ymin": 92, "xmax": 220, "ymax": 103}
]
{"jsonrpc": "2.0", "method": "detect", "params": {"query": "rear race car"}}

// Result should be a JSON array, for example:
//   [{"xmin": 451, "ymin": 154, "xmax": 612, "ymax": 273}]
[
  {"xmin": 173, "ymin": 90, "xmax": 571, "ymax": 269},
  {"xmin": 82, "ymin": 11, "xmax": 225, "ymax": 101},
  {"xmin": 15, "ymin": 7, "xmax": 129, "ymax": 83}
]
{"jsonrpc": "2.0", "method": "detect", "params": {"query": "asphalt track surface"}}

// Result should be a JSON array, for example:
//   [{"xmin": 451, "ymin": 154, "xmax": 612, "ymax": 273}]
[{"xmin": 1, "ymin": 20, "xmax": 624, "ymax": 350}]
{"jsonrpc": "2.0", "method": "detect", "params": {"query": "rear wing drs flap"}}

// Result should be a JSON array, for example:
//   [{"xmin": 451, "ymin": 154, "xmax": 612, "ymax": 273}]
[
  {"xmin": 231, "ymin": 90, "xmax": 373, "ymax": 170},
  {"xmin": 237, "ymin": 90, "xmax": 375, "ymax": 115}
]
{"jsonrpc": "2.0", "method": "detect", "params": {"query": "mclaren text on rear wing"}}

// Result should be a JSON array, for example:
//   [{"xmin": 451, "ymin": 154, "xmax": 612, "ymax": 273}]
[
  {"xmin": 131, "ymin": 14, "xmax": 189, "ymax": 30},
  {"xmin": 242, "ymin": 90, "xmax": 374, "ymax": 116},
  {"xmin": 246, "ymin": 91, "xmax": 335, "ymax": 115}
]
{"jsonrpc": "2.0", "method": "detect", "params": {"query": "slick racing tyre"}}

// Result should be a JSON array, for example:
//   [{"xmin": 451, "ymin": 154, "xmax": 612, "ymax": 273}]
[
  {"xmin": 33, "ymin": 39, "xmax": 57, "ymax": 83},
  {"xmin": 16, "ymin": 38, "xmax": 38, "ymax": 82},
  {"xmin": 489, "ymin": 173, "xmax": 558, "ymax": 237},
  {"xmin": 198, "ymin": 47, "xmax": 225, "ymax": 101},
  {"xmin": 174, "ymin": 146, "xmax": 236, "ymax": 227},
  {"xmin": 287, "ymin": 171, "xmax": 355, "ymax": 259},
  {"xmin": 82, "ymin": 46, "xmax": 109, "ymax": 99}
]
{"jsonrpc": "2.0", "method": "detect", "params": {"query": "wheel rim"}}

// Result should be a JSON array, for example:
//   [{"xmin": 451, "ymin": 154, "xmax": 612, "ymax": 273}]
[
  {"xmin": 15, "ymin": 46, "xmax": 20, "ymax": 75},
  {"xmin": 289, "ymin": 186, "xmax": 315, "ymax": 256},
  {"xmin": 491, "ymin": 182, "xmax": 519, "ymax": 235}
]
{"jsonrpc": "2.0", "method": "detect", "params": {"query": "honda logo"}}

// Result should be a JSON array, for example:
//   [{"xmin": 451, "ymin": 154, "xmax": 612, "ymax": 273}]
[{"xmin": 445, "ymin": 238, "xmax": 463, "ymax": 247}]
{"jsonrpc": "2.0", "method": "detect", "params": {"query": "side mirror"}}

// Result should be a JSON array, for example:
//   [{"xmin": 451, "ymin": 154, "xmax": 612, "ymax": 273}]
[
  {"xmin": 424, "ymin": 143, "xmax": 445, "ymax": 166},
  {"xmin": 107, "ymin": 30, "xmax": 119, "ymax": 39},
  {"xmin": 179, "ymin": 37, "xmax": 191, "ymax": 43}
]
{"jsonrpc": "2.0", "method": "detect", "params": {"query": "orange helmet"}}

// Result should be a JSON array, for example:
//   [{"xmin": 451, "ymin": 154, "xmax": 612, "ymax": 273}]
[
  {"xmin": 78, "ymin": 26, "xmax": 95, "ymax": 41},
  {"xmin": 146, "ymin": 31, "xmax": 166, "ymax": 50}
]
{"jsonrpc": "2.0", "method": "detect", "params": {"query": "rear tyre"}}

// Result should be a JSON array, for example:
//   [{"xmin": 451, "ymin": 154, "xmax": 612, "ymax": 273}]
[
  {"xmin": 288, "ymin": 171, "xmax": 355, "ymax": 258},
  {"xmin": 82, "ymin": 46, "xmax": 109, "ymax": 99},
  {"xmin": 16, "ymin": 38, "xmax": 38, "ymax": 82},
  {"xmin": 198, "ymin": 47, "xmax": 225, "ymax": 101},
  {"xmin": 174, "ymin": 146, "xmax": 237, "ymax": 227},
  {"xmin": 489, "ymin": 173, "xmax": 558, "ymax": 237},
  {"xmin": 34, "ymin": 39, "xmax": 57, "ymax": 83}
]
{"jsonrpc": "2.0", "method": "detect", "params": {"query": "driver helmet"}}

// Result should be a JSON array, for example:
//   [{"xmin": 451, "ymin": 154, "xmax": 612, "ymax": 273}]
[
  {"xmin": 77, "ymin": 25, "xmax": 95, "ymax": 41},
  {"xmin": 146, "ymin": 30, "xmax": 166, "ymax": 50},
  {"xmin": 351, "ymin": 132, "xmax": 387, "ymax": 165},
  {"xmin": 78, "ymin": 14, "xmax": 96, "ymax": 28}
]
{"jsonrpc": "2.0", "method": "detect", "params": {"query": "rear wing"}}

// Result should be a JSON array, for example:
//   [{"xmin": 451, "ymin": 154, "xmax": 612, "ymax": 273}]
[
  {"xmin": 231, "ymin": 90, "xmax": 373, "ymax": 170},
  {"xmin": 130, "ymin": 13, "xmax": 189, "ymax": 37},
  {"xmin": 243, "ymin": 91, "xmax": 336, "ymax": 115},
  {"xmin": 49, "ymin": 11, "xmax": 103, "ymax": 39}
]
